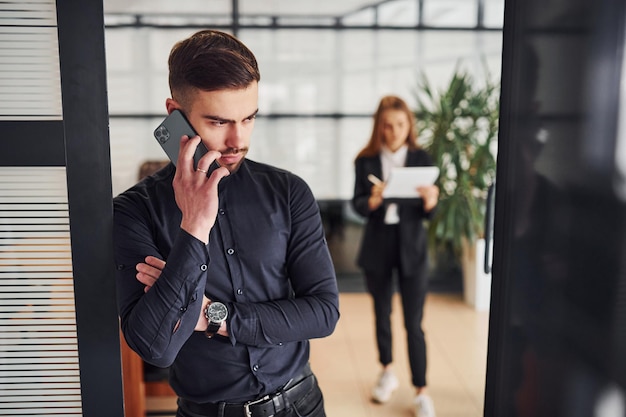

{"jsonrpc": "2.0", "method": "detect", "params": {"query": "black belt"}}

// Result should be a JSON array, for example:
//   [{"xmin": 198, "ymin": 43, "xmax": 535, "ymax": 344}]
[{"xmin": 178, "ymin": 366, "xmax": 315, "ymax": 417}]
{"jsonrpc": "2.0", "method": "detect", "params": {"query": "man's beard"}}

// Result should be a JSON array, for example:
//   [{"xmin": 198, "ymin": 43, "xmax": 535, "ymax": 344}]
[{"xmin": 219, "ymin": 147, "xmax": 248, "ymax": 173}]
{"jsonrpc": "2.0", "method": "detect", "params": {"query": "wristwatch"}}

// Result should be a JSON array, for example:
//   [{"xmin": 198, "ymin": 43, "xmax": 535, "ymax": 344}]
[{"xmin": 204, "ymin": 301, "xmax": 228, "ymax": 338}]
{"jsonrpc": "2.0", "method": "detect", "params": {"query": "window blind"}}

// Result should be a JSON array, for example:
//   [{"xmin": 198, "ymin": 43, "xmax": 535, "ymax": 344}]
[
  {"xmin": 0, "ymin": 167, "xmax": 82, "ymax": 416},
  {"xmin": 0, "ymin": 0, "xmax": 62, "ymax": 120}
]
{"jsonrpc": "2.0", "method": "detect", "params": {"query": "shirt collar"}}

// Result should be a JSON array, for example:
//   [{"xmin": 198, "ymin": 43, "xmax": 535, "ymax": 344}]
[{"xmin": 381, "ymin": 144, "xmax": 408, "ymax": 165}]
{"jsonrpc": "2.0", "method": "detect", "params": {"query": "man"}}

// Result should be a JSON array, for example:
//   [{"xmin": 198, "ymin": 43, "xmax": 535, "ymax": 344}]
[{"xmin": 114, "ymin": 29, "xmax": 340, "ymax": 417}]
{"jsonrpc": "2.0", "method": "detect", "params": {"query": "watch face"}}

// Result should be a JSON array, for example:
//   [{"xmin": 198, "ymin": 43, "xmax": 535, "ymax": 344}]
[{"xmin": 207, "ymin": 302, "xmax": 228, "ymax": 322}]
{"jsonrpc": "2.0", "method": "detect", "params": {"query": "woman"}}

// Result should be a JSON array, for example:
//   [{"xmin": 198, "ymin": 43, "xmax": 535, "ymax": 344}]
[{"xmin": 351, "ymin": 95, "xmax": 439, "ymax": 417}]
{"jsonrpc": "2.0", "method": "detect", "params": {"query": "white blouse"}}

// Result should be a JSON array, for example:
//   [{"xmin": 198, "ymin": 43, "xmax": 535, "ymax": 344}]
[{"xmin": 380, "ymin": 145, "xmax": 407, "ymax": 224}]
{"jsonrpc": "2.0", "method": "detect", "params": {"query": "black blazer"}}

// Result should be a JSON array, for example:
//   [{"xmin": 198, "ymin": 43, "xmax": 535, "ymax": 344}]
[{"xmin": 352, "ymin": 149, "xmax": 434, "ymax": 276}]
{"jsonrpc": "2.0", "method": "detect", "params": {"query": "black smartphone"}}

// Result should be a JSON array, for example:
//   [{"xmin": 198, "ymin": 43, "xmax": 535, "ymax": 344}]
[{"xmin": 153, "ymin": 109, "xmax": 208, "ymax": 169}]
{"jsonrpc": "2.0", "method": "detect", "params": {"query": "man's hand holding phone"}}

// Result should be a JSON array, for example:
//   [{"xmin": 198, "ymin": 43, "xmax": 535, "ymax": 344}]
[
  {"xmin": 173, "ymin": 134, "xmax": 230, "ymax": 244},
  {"xmin": 153, "ymin": 109, "xmax": 229, "ymax": 243}
]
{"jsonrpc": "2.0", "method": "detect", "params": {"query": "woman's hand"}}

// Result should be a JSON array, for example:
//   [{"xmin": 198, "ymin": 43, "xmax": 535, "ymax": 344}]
[
  {"xmin": 418, "ymin": 184, "xmax": 440, "ymax": 212},
  {"xmin": 368, "ymin": 183, "xmax": 385, "ymax": 211}
]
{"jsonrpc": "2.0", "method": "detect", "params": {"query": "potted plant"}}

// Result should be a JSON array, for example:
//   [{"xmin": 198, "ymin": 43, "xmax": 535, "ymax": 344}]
[{"xmin": 414, "ymin": 66, "xmax": 499, "ymax": 309}]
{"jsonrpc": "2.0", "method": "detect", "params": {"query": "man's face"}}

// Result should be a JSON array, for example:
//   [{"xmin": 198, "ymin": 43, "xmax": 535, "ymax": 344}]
[{"xmin": 179, "ymin": 82, "xmax": 259, "ymax": 173}]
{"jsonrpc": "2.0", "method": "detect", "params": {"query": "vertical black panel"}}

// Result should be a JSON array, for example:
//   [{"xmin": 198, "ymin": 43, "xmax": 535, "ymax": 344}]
[
  {"xmin": 0, "ymin": 122, "xmax": 66, "ymax": 166},
  {"xmin": 485, "ymin": 0, "xmax": 626, "ymax": 416},
  {"xmin": 56, "ymin": 1, "xmax": 124, "ymax": 416},
  {"xmin": 483, "ymin": 0, "xmax": 524, "ymax": 413}
]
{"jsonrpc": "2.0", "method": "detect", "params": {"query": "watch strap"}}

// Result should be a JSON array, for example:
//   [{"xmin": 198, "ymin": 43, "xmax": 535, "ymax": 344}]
[{"xmin": 205, "ymin": 320, "xmax": 221, "ymax": 338}]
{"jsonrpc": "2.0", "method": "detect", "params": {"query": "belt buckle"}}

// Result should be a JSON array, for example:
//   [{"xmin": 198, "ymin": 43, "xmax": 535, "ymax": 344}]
[{"xmin": 243, "ymin": 394, "xmax": 270, "ymax": 417}]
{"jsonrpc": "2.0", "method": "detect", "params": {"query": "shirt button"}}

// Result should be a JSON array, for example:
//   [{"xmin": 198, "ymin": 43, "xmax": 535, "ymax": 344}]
[
  {"xmin": 237, "ymin": 289, "xmax": 243, "ymax": 295},
  {"xmin": 219, "ymin": 209, "xmax": 225, "ymax": 215},
  {"xmin": 180, "ymin": 306, "xmax": 187, "ymax": 312},
  {"xmin": 200, "ymin": 264, "xmax": 208, "ymax": 271},
  {"xmin": 226, "ymin": 248, "xmax": 235, "ymax": 255},
  {"xmin": 252, "ymin": 365, "xmax": 259, "ymax": 372}
]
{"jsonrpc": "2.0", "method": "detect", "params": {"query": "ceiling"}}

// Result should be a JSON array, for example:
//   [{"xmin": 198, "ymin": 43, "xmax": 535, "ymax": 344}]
[
  {"xmin": 102, "ymin": 0, "xmax": 394, "ymax": 18},
  {"xmin": 102, "ymin": 0, "xmax": 503, "ymax": 30}
]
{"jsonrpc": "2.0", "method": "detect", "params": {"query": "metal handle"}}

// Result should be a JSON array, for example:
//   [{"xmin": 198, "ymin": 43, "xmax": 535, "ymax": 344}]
[{"xmin": 484, "ymin": 181, "xmax": 496, "ymax": 274}]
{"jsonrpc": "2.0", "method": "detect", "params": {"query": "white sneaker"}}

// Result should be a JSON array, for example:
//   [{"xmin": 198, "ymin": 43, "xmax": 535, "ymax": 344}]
[
  {"xmin": 414, "ymin": 393, "xmax": 436, "ymax": 417},
  {"xmin": 371, "ymin": 369, "xmax": 399, "ymax": 403}
]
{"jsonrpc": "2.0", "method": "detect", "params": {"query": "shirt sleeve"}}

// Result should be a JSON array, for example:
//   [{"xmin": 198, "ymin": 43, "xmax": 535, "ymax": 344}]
[
  {"xmin": 114, "ymin": 194, "xmax": 209, "ymax": 368},
  {"xmin": 227, "ymin": 176, "xmax": 340, "ymax": 347},
  {"xmin": 352, "ymin": 157, "xmax": 376, "ymax": 218}
]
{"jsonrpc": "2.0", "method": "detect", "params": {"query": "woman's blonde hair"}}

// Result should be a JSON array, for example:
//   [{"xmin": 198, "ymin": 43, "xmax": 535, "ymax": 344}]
[{"xmin": 356, "ymin": 95, "xmax": 419, "ymax": 159}]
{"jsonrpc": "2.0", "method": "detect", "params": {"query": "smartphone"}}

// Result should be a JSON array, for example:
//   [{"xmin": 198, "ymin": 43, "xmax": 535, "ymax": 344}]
[{"xmin": 153, "ymin": 109, "xmax": 208, "ymax": 169}]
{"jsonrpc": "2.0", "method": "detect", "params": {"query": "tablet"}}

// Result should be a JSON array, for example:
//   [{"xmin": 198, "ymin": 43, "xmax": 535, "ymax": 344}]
[{"xmin": 382, "ymin": 166, "xmax": 440, "ymax": 198}]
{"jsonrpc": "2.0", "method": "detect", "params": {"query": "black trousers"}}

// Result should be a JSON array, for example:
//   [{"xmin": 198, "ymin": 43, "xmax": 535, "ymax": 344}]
[
  {"xmin": 176, "ymin": 365, "xmax": 325, "ymax": 417},
  {"xmin": 364, "ymin": 224, "xmax": 428, "ymax": 388}
]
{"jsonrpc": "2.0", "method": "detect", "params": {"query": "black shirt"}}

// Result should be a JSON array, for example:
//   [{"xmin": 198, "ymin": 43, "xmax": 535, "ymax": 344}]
[{"xmin": 113, "ymin": 159, "xmax": 340, "ymax": 403}]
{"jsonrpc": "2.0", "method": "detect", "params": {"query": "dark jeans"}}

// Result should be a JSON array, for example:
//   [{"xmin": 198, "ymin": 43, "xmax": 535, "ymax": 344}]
[
  {"xmin": 176, "ymin": 369, "xmax": 326, "ymax": 417},
  {"xmin": 364, "ymin": 224, "xmax": 428, "ymax": 388}
]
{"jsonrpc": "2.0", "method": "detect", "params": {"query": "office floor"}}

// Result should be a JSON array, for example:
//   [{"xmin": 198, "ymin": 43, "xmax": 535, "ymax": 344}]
[{"xmin": 146, "ymin": 291, "xmax": 489, "ymax": 417}]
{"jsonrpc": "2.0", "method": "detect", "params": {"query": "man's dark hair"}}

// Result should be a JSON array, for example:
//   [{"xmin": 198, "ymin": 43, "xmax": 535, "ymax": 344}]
[{"xmin": 168, "ymin": 30, "xmax": 260, "ymax": 105}]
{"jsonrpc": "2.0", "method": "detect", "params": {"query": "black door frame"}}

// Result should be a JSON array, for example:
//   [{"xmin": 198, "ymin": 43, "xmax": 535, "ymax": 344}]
[{"xmin": 56, "ymin": 1, "xmax": 124, "ymax": 415}]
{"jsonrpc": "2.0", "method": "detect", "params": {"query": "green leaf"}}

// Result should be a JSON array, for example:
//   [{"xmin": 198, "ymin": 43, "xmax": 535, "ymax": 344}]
[{"xmin": 416, "ymin": 63, "xmax": 500, "ymax": 263}]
